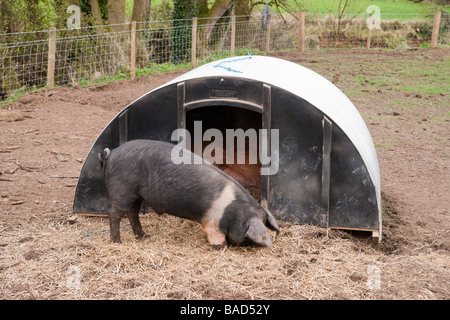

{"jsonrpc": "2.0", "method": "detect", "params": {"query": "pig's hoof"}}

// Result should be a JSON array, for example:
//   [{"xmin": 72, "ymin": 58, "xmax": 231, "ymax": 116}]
[
  {"xmin": 135, "ymin": 232, "xmax": 146, "ymax": 239},
  {"xmin": 211, "ymin": 243, "xmax": 226, "ymax": 250},
  {"xmin": 111, "ymin": 238, "xmax": 122, "ymax": 243}
]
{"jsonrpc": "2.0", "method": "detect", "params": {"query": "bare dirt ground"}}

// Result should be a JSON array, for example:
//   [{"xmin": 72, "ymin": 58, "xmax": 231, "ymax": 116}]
[{"xmin": 0, "ymin": 49, "xmax": 449, "ymax": 300}]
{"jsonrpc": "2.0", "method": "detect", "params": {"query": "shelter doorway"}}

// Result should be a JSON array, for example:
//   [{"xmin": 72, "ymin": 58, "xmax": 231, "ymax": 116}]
[{"xmin": 185, "ymin": 105, "xmax": 263, "ymax": 199}]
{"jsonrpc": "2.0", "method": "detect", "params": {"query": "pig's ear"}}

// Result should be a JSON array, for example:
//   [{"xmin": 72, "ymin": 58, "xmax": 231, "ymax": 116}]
[
  {"xmin": 245, "ymin": 217, "xmax": 272, "ymax": 247},
  {"xmin": 263, "ymin": 208, "xmax": 280, "ymax": 234}
]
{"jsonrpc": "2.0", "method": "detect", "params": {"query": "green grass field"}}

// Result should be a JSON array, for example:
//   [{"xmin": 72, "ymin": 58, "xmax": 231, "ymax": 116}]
[
  {"xmin": 294, "ymin": 0, "xmax": 448, "ymax": 18},
  {"xmin": 140, "ymin": 0, "xmax": 449, "ymax": 21}
]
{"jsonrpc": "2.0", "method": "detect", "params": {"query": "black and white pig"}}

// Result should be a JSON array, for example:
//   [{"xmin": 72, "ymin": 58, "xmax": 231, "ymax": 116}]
[{"xmin": 98, "ymin": 139, "xmax": 279, "ymax": 247}]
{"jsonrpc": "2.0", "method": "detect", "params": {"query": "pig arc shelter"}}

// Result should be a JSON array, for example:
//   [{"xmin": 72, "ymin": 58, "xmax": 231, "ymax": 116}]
[{"xmin": 73, "ymin": 55, "xmax": 382, "ymax": 241}]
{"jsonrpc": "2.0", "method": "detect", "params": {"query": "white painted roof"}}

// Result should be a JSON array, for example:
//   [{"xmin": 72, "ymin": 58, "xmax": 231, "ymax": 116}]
[{"xmin": 154, "ymin": 55, "xmax": 381, "ymax": 211}]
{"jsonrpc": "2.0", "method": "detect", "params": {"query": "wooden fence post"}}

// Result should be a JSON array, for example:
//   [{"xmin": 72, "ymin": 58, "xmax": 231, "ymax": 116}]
[
  {"xmin": 130, "ymin": 21, "xmax": 136, "ymax": 80},
  {"xmin": 230, "ymin": 15, "xmax": 236, "ymax": 57},
  {"xmin": 298, "ymin": 12, "xmax": 305, "ymax": 52},
  {"xmin": 366, "ymin": 26, "xmax": 372, "ymax": 49},
  {"xmin": 47, "ymin": 27, "xmax": 56, "ymax": 89},
  {"xmin": 431, "ymin": 11, "xmax": 441, "ymax": 48},
  {"xmin": 265, "ymin": 15, "xmax": 271, "ymax": 52},
  {"xmin": 191, "ymin": 17, "xmax": 197, "ymax": 67}
]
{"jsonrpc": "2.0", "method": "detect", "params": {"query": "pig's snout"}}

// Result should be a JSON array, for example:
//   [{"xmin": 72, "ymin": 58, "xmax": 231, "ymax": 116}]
[
  {"xmin": 201, "ymin": 182, "xmax": 277, "ymax": 248},
  {"xmin": 246, "ymin": 217, "xmax": 273, "ymax": 247}
]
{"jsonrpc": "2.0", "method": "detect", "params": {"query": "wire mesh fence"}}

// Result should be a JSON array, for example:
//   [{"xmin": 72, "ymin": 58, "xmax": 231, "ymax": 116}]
[
  {"xmin": 0, "ymin": 11, "xmax": 448, "ymax": 101},
  {"xmin": 305, "ymin": 12, "xmax": 447, "ymax": 49},
  {"xmin": 55, "ymin": 30, "xmax": 132, "ymax": 85}
]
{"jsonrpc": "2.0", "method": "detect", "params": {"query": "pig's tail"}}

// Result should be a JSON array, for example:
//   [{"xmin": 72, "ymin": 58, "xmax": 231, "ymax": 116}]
[{"xmin": 98, "ymin": 148, "xmax": 111, "ymax": 169}]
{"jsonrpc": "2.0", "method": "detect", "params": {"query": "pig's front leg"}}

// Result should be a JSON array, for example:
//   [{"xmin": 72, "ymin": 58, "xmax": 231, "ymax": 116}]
[
  {"xmin": 200, "ymin": 182, "xmax": 235, "ymax": 248},
  {"xmin": 202, "ymin": 222, "xmax": 226, "ymax": 248}
]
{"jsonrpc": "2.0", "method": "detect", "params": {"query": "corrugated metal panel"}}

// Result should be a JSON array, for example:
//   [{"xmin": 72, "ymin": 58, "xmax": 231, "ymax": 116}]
[{"xmin": 156, "ymin": 56, "xmax": 380, "ymax": 214}]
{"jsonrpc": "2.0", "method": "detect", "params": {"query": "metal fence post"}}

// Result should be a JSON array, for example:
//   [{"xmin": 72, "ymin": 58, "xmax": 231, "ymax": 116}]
[
  {"xmin": 431, "ymin": 11, "xmax": 441, "ymax": 48},
  {"xmin": 47, "ymin": 27, "xmax": 56, "ymax": 89}
]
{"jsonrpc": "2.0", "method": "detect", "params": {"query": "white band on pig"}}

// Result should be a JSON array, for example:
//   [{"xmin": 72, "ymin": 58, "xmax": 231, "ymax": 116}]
[{"xmin": 201, "ymin": 182, "xmax": 235, "ymax": 245}]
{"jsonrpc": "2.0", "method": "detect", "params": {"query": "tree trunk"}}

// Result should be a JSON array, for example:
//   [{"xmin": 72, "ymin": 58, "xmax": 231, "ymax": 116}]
[
  {"xmin": 90, "ymin": 0, "xmax": 105, "ymax": 27},
  {"xmin": 1, "ymin": 0, "xmax": 15, "ymax": 33},
  {"xmin": 171, "ymin": 0, "xmax": 197, "ymax": 64},
  {"xmin": 131, "ymin": 0, "xmax": 152, "ymax": 67},
  {"xmin": 197, "ymin": 0, "xmax": 209, "ymax": 17},
  {"xmin": 234, "ymin": 0, "xmax": 252, "ymax": 48},
  {"xmin": 132, "ymin": 0, "xmax": 151, "ymax": 23},
  {"xmin": 198, "ymin": 0, "xmax": 232, "ymax": 43},
  {"xmin": 234, "ymin": 0, "xmax": 251, "ymax": 17},
  {"xmin": 25, "ymin": 0, "xmax": 42, "ymax": 31},
  {"xmin": 107, "ymin": 0, "xmax": 125, "ymax": 32}
]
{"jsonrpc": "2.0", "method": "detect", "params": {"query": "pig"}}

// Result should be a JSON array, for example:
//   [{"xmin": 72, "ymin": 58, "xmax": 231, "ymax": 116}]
[{"xmin": 98, "ymin": 139, "xmax": 279, "ymax": 247}]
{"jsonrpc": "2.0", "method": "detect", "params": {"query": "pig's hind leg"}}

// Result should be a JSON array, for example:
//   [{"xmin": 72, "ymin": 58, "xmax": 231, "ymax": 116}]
[
  {"xmin": 128, "ymin": 200, "xmax": 146, "ymax": 239},
  {"xmin": 109, "ymin": 200, "xmax": 145, "ymax": 243},
  {"xmin": 109, "ymin": 204, "xmax": 127, "ymax": 243}
]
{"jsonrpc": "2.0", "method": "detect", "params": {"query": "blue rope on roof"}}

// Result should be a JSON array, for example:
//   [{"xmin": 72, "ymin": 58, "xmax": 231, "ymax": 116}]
[{"xmin": 213, "ymin": 54, "xmax": 252, "ymax": 73}]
